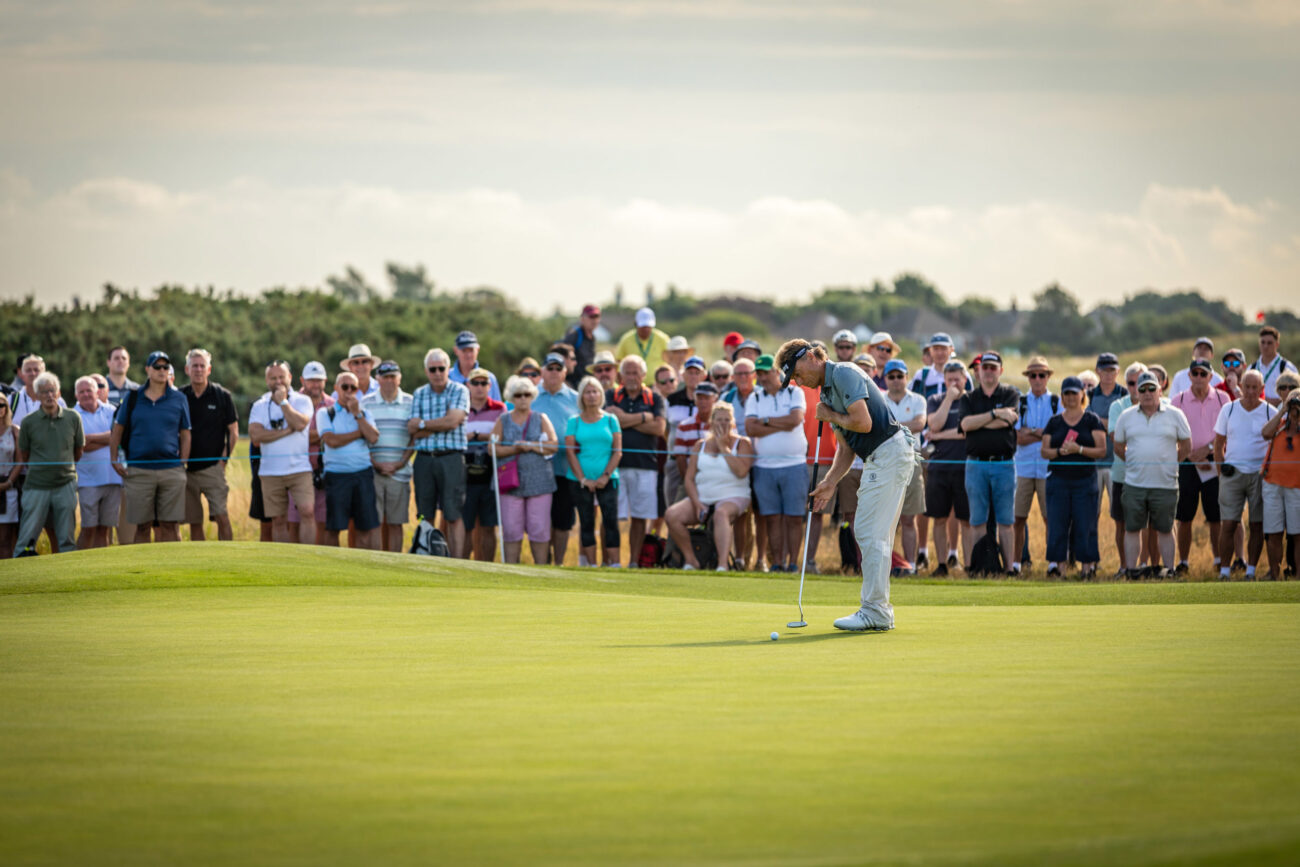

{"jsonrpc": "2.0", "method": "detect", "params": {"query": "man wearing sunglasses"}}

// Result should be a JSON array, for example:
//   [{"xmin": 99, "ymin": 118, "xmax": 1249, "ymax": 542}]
[
  {"xmin": 317, "ymin": 372, "xmax": 380, "ymax": 549},
  {"xmin": 958, "ymin": 351, "xmax": 1021, "ymax": 575},
  {"xmin": 1217, "ymin": 349, "xmax": 1247, "ymax": 400},
  {"xmin": 1170, "ymin": 358, "xmax": 1232, "ymax": 574},
  {"xmin": 1113, "ymin": 371, "xmax": 1191, "ymax": 579},
  {"xmin": 408, "ymin": 348, "xmax": 470, "ymax": 558},
  {"xmin": 1212, "ymin": 370, "xmax": 1276, "ymax": 580},
  {"xmin": 1260, "ymin": 378, "xmax": 1300, "ymax": 579},
  {"xmin": 1107, "ymin": 362, "xmax": 1166, "ymax": 576},
  {"xmin": 1170, "ymin": 337, "xmax": 1223, "ymax": 397},
  {"xmin": 110, "ymin": 350, "xmax": 192, "ymax": 544},
  {"xmin": 1013, "ymin": 357, "xmax": 1059, "ymax": 573}
]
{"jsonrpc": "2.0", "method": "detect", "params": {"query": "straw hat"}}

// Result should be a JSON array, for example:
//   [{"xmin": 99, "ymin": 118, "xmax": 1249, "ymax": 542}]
[{"xmin": 1022, "ymin": 356, "xmax": 1054, "ymax": 376}]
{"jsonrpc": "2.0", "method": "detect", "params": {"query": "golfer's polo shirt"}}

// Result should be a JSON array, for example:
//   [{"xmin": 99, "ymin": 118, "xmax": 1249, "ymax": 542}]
[
  {"xmin": 17, "ymin": 406, "xmax": 84, "ymax": 489},
  {"xmin": 1113, "ymin": 403, "xmax": 1191, "ymax": 490},
  {"xmin": 116, "ymin": 385, "xmax": 191, "ymax": 469},
  {"xmin": 821, "ymin": 361, "xmax": 900, "ymax": 460}
]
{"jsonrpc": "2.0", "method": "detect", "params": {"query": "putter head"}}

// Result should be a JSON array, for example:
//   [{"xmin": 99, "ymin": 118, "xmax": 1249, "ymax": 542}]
[{"xmin": 786, "ymin": 620, "xmax": 808, "ymax": 629}]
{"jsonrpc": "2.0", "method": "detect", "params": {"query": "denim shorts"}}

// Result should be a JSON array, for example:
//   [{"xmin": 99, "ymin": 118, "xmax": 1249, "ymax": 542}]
[
  {"xmin": 965, "ymin": 459, "xmax": 1015, "ymax": 527},
  {"xmin": 752, "ymin": 464, "xmax": 808, "ymax": 516}
]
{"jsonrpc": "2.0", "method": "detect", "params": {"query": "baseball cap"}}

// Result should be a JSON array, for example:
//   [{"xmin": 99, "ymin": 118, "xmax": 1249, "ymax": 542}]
[
  {"xmin": 1136, "ymin": 371, "xmax": 1159, "ymax": 389},
  {"xmin": 1060, "ymin": 375, "xmax": 1085, "ymax": 394},
  {"xmin": 979, "ymin": 351, "xmax": 1002, "ymax": 366},
  {"xmin": 734, "ymin": 339, "xmax": 762, "ymax": 355},
  {"xmin": 1223, "ymin": 347, "xmax": 1246, "ymax": 361},
  {"xmin": 693, "ymin": 381, "xmax": 719, "ymax": 396},
  {"xmin": 754, "ymin": 354, "xmax": 775, "ymax": 372},
  {"xmin": 543, "ymin": 353, "xmax": 567, "ymax": 368},
  {"xmin": 942, "ymin": 360, "xmax": 966, "ymax": 373},
  {"xmin": 302, "ymin": 360, "xmax": 328, "ymax": 380},
  {"xmin": 883, "ymin": 359, "xmax": 908, "ymax": 376},
  {"xmin": 454, "ymin": 331, "xmax": 478, "ymax": 349},
  {"xmin": 145, "ymin": 350, "xmax": 170, "ymax": 367},
  {"xmin": 634, "ymin": 307, "xmax": 656, "ymax": 328},
  {"xmin": 1096, "ymin": 352, "xmax": 1119, "ymax": 369},
  {"xmin": 581, "ymin": 304, "xmax": 601, "ymax": 317},
  {"xmin": 683, "ymin": 355, "xmax": 706, "ymax": 370},
  {"xmin": 1189, "ymin": 358, "xmax": 1213, "ymax": 372},
  {"xmin": 375, "ymin": 360, "xmax": 401, "ymax": 376},
  {"xmin": 723, "ymin": 331, "xmax": 744, "ymax": 348},
  {"xmin": 832, "ymin": 329, "xmax": 856, "ymax": 346},
  {"xmin": 466, "ymin": 368, "xmax": 492, "ymax": 383},
  {"xmin": 1194, "ymin": 336, "xmax": 1214, "ymax": 350},
  {"xmin": 927, "ymin": 332, "xmax": 955, "ymax": 348},
  {"xmin": 854, "ymin": 352, "xmax": 875, "ymax": 366}
]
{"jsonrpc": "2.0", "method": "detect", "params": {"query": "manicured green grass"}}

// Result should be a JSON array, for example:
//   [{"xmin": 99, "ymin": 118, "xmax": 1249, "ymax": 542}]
[{"xmin": 3, "ymin": 545, "xmax": 1299, "ymax": 866}]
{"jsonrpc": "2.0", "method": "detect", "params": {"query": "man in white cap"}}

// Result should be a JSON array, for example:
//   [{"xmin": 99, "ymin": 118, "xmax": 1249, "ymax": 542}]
[
  {"xmin": 832, "ymin": 330, "xmax": 858, "ymax": 363},
  {"xmin": 867, "ymin": 332, "xmax": 899, "ymax": 389},
  {"xmin": 296, "ymin": 359, "xmax": 333, "ymax": 544},
  {"xmin": 337, "ymin": 344, "xmax": 381, "ymax": 401},
  {"xmin": 615, "ymin": 307, "xmax": 669, "ymax": 386},
  {"xmin": 449, "ymin": 331, "xmax": 501, "ymax": 401}
]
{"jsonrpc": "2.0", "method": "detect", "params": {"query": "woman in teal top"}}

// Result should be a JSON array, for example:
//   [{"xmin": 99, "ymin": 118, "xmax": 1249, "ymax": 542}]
[{"xmin": 565, "ymin": 376, "xmax": 623, "ymax": 567}]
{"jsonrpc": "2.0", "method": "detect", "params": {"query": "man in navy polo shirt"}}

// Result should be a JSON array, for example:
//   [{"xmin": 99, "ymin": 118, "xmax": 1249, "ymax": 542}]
[
  {"xmin": 958, "ymin": 351, "xmax": 1021, "ymax": 574},
  {"xmin": 110, "ymin": 350, "xmax": 192, "ymax": 543},
  {"xmin": 604, "ymin": 354, "xmax": 666, "ymax": 564}
]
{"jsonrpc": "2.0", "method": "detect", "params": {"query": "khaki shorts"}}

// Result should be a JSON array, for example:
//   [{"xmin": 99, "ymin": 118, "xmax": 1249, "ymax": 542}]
[
  {"xmin": 260, "ymin": 471, "xmax": 316, "ymax": 519},
  {"xmin": 185, "ymin": 462, "xmax": 230, "ymax": 523},
  {"xmin": 1014, "ymin": 476, "xmax": 1047, "ymax": 520},
  {"xmin": 900, "ymin": 459, "xmax": 925, "ymax": 517},
  {"xmin": 123, "ymin": 466, "xmax": 188, "ymax": 525},
  {"xmin": 78, "ymin": 484, "xmax": 123, "ymax": 527},
  {"xmin": 836, "ymin": 468, "xmax": 862, "ymax": 515},
  {"xmin": 373, "ymin": 472, "xmax": 411, "ymax": 524},
  {"xmin": 1218, "ymin": 470, "xmax": 1263, "ymax": 523}
]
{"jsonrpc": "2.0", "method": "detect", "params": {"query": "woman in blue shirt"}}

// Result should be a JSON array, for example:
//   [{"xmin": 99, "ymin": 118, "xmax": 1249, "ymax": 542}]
[{"xmin": 565, "ymin": 376, "xmax": 623, "ymax": 568}]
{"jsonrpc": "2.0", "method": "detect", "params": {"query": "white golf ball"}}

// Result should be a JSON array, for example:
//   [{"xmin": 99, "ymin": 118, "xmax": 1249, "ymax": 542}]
[{"xmin": 770, "ymin": 631, "xmax": 779, "ymax": 641}]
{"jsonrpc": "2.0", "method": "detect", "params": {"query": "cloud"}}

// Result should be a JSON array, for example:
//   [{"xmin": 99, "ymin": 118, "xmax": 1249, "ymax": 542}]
[{"xmin": 0, "ymin": 173, "xmax": 1292, "ymax": 314}]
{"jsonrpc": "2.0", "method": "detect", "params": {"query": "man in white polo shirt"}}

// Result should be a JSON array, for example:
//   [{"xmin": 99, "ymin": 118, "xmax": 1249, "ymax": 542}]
[
  {"xmin": 1213, "ymin": 369, "xmax": 1277, "ymax": 580},
  {"xmin": 1113, "ymin": 370, "xmax": 1191, "ymax": 579},
  {"xmin": 744, "ymin": 354, "xmax": 808, "ymax": 572},
  {"xmin": 248, "ymin": 360, "xmax": 315, "ymax": 544},
  {"xmin": 881, "ymin": 359, "xmax": 926, "ymax": 569}
]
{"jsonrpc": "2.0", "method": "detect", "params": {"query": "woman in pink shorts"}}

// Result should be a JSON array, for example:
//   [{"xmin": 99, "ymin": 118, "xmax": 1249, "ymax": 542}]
[{"xmin": 491, "ymin": 375, "xmax": 559, "ymax": 564}]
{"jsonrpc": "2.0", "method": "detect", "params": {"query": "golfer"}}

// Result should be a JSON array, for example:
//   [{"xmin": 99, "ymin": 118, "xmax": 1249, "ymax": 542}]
[{"xmin": 778, "ymin": 339, "xmax": 912, "ymax": 631}]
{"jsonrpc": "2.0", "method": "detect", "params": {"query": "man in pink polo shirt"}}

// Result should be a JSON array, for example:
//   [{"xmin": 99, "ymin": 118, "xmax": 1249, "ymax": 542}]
[{"xmin": 1170, "ymin": 358, "xmax": 1232, "ymax": 575}]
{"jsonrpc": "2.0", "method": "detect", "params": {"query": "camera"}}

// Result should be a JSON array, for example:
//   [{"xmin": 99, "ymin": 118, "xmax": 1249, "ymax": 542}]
[
  {"xmin": 270, "ymin": 417, "xmax": 286, "ymax": 430},
  {"xmin": 1220, "ymin": 463, "xmax": 1237, "ymax": 478}
]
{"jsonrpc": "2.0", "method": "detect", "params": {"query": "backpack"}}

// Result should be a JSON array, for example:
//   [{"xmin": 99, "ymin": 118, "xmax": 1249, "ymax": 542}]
[
  {"xmin": 838, "ymin": 521, "xmax": 861, "ymax": 573},
  {"xmin": 969, "ymin": 525, "xmax": 1005, "ymax": 577},
  {"xmin": 1019, "ymin": 392, "xmax": 1059, "ymax": 425},
  {"xmin": 638, "ymin": 533, "xmax": 667, "ymax": 569},
  {"xmin": 663, "ymin": 507, "xmax": 720, "ymax": 570},
  {"xmin": 409, "ymin": 519, "xmax": 450, "ymax": 557}
]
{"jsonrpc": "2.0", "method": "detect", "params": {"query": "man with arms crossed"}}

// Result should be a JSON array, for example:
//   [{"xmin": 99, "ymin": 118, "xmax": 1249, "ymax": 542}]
[
  {"xmin": 181, "ymin": 348, "xmax": 239, "ymax": 541},
  {"xmin": 1213, "ymin": 369, "xmax": 1276, "ymax": 580},
  {"xmin": 781, "ymin": 339, "xmax": 908, "ymax": 632}
]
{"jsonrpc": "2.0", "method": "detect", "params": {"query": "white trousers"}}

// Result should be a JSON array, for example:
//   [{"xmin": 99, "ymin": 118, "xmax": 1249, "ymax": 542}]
[{"xmin": 853, "ymin": 430, "xmax": 915, "ymax": 627}]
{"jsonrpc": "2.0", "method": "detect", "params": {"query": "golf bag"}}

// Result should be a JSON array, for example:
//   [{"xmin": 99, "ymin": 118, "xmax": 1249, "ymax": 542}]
[
  {"xmin": 968, "ymin": 521, "xmax": 1004, "ymax": 577},
  {"xmin": 638, "ymin": 533, "xmax": 667, "ymax": 569},
  {"xmin": 409, "ymin": 519, "xmax": 450, "ymax": 557},
  {"xmin": 838, "ymin": 521, "xmax": 861, "ymax": 573}
]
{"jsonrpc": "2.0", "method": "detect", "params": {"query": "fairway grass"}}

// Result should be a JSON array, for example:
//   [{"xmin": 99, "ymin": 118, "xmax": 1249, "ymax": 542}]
[{"xmin": 2, "ymin": 546, "xmax": 1299, "ymax": 866}]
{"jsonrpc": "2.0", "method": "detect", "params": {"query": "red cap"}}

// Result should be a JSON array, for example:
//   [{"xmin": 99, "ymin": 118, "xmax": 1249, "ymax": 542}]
[
  {"xmin": 582, "ymin": 304, "xmax": 601, "ymax": 317},
  {"xmin": 723, "ymin": 331, "xmax": 744, "ymax": 347}
]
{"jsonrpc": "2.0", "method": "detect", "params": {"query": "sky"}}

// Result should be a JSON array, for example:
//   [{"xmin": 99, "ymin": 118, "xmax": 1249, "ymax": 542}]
[{"xmin": 1, "ymin": 0, "xmax": 1297, "ymax": 316}]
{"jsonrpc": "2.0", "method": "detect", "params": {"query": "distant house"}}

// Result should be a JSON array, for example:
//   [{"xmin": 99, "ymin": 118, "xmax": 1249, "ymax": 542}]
[
  {"xmin": 879, "ymin": 308, "xmax": 969, "ymax": 352},
  {"xmin": 969, "ymin": 308, "xmax": 1030, "ymax": 350},
  {"xmin": 783, "ymin": 310, "xmax": 848, "ymax": 342}
]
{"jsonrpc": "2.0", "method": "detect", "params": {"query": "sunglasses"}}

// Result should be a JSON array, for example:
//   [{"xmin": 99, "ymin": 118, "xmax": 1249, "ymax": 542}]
[
  {"xmin": 338, "ymin": 384, "xmax": 357, "ymax": 392},
  {"xmin": 1138, "ymin": 384, "xmax": 1158, "ymax": 393},
  {"xmin": 594, "ymin": 366, "xmax": 615, "ymax": 374},
  {"xmin": 545, "ymin": 365, "xmax": 564, "ymax": 372},
  {"xmin": 1190, "ymin": 370, "xmax": 1209, "ymax": 378},
  {"xmin": 886, "ymin": 373, "xmax": 906, "ymax": 380},
  {"xmin": 872, "ymin": 345, "xmax": 893, "ymax": 353},
  {"xmin": 656, "ymin": 378, "xmax": 675, "ymax": 386},
  {"xmin": 1224, "ymin": 359, "xmax": 1243, "ymax": 368},
  {"xmin": 1279, "ymin": 385, "xmax": 1295, "ymax": 392},
  {"xmin": 521, "ymin": 370, "xmax": 540, "ymax": 378},
  {"xmin": 1126, "ymin": 380, "xmax": 1139, "ymax": 387},
  {"xmin": 1027, "ymin": 372, "xmax": 1048, "ymax": 380},
  {"xmin": 348, "ymin": 358, "xmax": 372, "ymax": 366},
  {"xmin": 469, "ymin": 380, "xmax": 489, "ymax": 387},
  {"xmin": 151, "ymin": 363, "xmax": 169, "ymax": 371},
  {"xmin": 711, "ymin": 373, "xmax": 729, "ymax": 380},
  {"xmin": 427, "ymin": 366, "xmax": 446, "ymax": 373}
]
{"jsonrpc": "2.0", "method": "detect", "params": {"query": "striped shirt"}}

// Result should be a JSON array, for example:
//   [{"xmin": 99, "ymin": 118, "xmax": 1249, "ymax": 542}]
[
  {"xmin": 409, "ymin": 381, "xmax": 469, "ymax": 452},
  {"xmin": 362, "ymin": 389, "xmax": 414, "ymax": 482}
]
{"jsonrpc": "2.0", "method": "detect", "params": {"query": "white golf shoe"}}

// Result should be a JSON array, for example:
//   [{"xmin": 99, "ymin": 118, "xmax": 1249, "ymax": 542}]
[{"xmin": 832, "ymin": 609, "xmax": 894, "ymax": 632}]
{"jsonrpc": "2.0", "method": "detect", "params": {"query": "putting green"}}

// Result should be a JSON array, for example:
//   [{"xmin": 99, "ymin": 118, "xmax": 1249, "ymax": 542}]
[{"xmin": 2, "ymin": 545, "xmax": 1298, "ymax": 866}]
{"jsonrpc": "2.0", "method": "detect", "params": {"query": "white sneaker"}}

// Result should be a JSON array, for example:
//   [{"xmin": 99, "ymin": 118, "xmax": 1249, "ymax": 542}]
[
  {"xmin": 682, "ymin": 564, "xmax": 697, "ymax": 571},
  {"xmin": 832, "ymin": 609, "xmax": 894, "ymax": 632},
  {"xmin": 715, "ymin": 566, "xmax": 727, "ymax": 572}
]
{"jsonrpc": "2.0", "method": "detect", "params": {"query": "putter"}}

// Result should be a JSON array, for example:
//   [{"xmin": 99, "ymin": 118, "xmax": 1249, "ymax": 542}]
[{"xmin": 787, "ymin": 420, "xmax": 824, "ymax": 628}]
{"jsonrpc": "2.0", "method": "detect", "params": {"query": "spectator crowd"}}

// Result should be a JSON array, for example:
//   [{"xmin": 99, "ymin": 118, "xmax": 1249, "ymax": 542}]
[{"xmin": 3, "ymin": 314, "xmax": 1298, "ymax": 581}]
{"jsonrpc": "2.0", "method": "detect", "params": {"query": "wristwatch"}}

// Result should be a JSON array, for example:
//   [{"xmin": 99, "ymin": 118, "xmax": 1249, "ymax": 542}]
[
  {"xmin": 419, "ymin": 419, "xmax": 426, "ymax": 430},
  {"xmin": 763, "ymin": 416, "xmax": 770, "ymax": 425}
]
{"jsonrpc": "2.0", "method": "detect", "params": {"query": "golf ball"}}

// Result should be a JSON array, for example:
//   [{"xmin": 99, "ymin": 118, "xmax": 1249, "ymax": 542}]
[{"xmin": 770, "ymin": 631, "xmax": 779, "ymax": 641}]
